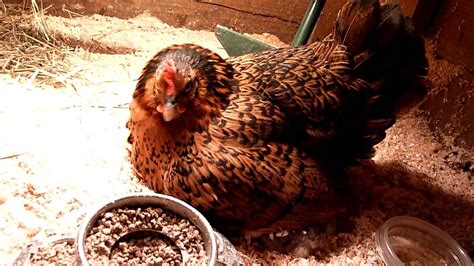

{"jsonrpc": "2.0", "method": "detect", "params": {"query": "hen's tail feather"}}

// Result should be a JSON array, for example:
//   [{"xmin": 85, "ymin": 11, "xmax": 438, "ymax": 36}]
[
  {"xmin": 334, "ymin": 0, "xmax": 380, "ymax": 54},
  {"xmin": 330, "ymin": 0, "xmax": 428, "ymax": 161},
  {"xmin": 337, "ymin": 1, "xmax": 428, "ymax": 101}
]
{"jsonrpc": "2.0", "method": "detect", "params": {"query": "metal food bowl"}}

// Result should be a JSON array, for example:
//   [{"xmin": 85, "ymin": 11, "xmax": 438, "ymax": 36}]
[
  {"xmin": 76, "ymin": 193, "xmax": 218, "ymax": 265},
  {"xmin": 375, "ymin": 216, "xmax": 472, "ymax": 266},
  {"xmin": 13, "ymin": 237, "xmax": 76, "ymax": 266}
]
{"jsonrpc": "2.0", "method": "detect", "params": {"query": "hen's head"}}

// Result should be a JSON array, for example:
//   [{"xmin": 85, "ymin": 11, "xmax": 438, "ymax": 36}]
[{"xmin": 134, "ymin": 44, "xmax": 235, "ymax": 132}]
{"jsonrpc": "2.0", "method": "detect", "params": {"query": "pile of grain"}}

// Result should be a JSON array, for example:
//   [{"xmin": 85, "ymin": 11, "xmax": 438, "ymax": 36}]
[
  {"xmin": 84, "ymin": 206, "xmax": 207, "ymax": 264},
  {"xmin": 28, "ymin": 239, "xmax": 76, "ymax": 265}
]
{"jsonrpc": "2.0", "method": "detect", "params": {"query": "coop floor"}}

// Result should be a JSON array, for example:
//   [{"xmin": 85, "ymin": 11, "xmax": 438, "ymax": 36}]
[{"xmin": 0, "ymin": 13, "xmax": 472, "ymax": 265}]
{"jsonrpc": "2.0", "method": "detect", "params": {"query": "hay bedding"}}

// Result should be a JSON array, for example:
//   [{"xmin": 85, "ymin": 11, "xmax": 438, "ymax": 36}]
[{"xmin": 0, "ymin": 4, "xmax": 472, "ymax": 265}]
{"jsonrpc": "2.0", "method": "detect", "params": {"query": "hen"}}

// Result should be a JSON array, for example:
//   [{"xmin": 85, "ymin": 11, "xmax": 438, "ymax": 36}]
[{"xmin": 127, "ymin": 0, "xmax": 428, "ymax": 237}]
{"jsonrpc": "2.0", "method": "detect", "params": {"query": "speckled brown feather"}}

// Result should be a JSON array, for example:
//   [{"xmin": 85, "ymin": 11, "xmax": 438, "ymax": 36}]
[{"xmin": 127, "ymin": 0, "xmax": 427, "ymax": 236}]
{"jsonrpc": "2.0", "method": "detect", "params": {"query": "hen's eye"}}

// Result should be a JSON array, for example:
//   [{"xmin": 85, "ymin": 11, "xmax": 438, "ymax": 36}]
[
  {"xmin": 185, "ymin": 79, "xmax": 199, "ymax": 92},
  {"xmin": 184, "ymin": 81, "xmax": 193, "ymax": 92}
]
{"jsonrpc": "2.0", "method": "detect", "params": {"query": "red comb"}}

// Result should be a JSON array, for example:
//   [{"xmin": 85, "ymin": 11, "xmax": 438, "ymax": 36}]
[{"xmin": 161, "ymin": 59, "xmax": 176, "ymax": 96}]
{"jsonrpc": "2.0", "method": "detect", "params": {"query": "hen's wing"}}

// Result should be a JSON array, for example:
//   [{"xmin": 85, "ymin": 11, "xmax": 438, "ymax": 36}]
[
  {"xmin": 228, "ymin": 42, "xmax": 379, "ymax": 162},
  {"xmin": 229, "ymin": 41, "xmax": 354, "ymax": 129}
]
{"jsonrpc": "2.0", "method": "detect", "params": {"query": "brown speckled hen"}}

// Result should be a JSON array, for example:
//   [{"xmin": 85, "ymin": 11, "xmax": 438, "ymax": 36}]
[{"xmin": 127, "ymin": 0, "xmax": 428, "ymax": 237}]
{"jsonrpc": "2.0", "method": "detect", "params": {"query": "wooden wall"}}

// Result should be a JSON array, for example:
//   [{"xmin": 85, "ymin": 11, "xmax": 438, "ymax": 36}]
[
  {"xmin": 4, "ymin": 0, "xmax": 311, "ymax": 43},
  {"xmin": 422, "ymin": 0, "xmax": 474, "ymax": 148},
  {"xmin": 430, "ymin": 0, "xmax": 474, "ymax": 71}
]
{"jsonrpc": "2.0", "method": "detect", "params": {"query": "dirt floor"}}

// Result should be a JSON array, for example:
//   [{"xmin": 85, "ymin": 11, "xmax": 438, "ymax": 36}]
[{"xmin": 0, "ymin": 10, "xmax": 473, "ymax": 265}]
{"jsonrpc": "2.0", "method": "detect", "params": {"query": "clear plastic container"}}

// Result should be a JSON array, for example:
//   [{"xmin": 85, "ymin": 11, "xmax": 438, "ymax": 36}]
[{"xmin": 375, "ymin": 216, "xmax": 472, "ymax": 266}]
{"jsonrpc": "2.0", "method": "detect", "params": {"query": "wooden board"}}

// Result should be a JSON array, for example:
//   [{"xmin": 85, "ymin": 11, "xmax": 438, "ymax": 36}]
[
  {"xmin": 307, "ymin": 0, "xmax": 346, "ymax": 42},
  {"xmin": 195, "ymin": 0, "xmax": 307, "ymax": 24},
  {"xmin": 4, "ymin": 0, "xmax": 311, "ymax": 43},
  {"xmin": 430, "ymin": 0, "xmax": 474, "ymax": 71},
  {"xmin": 422, "ymin": 0, "xmax": 474, "ymax": 148}
]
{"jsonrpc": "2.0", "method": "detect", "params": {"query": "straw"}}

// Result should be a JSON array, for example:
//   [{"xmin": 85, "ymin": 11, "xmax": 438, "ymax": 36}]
[{"xmin": 0, "ymin": 0, "xmax": 82, "ymax": 86}]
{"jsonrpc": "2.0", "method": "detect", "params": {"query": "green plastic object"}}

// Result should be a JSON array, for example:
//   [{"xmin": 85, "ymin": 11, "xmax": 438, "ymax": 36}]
[
  {"xmin": 215, "ymin": 25, "xmax": 275, "ymax": 57},
  {"xmin": 291, "ymin": 0, "xmax": 326, "ymax": 47},
  {"xmin": 215, "ymin": 0, "xmax": 326, "ymax": 56}
]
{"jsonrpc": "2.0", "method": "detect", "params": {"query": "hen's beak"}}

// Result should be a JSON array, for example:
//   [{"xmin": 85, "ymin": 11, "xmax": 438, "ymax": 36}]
[
  {"xmin": 161, "ymin": 102, "xmax": 179, "ymax": 122},
  {"xmin": 157, "ymin": 96, "xmax": 186, "ymax": 122}
]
